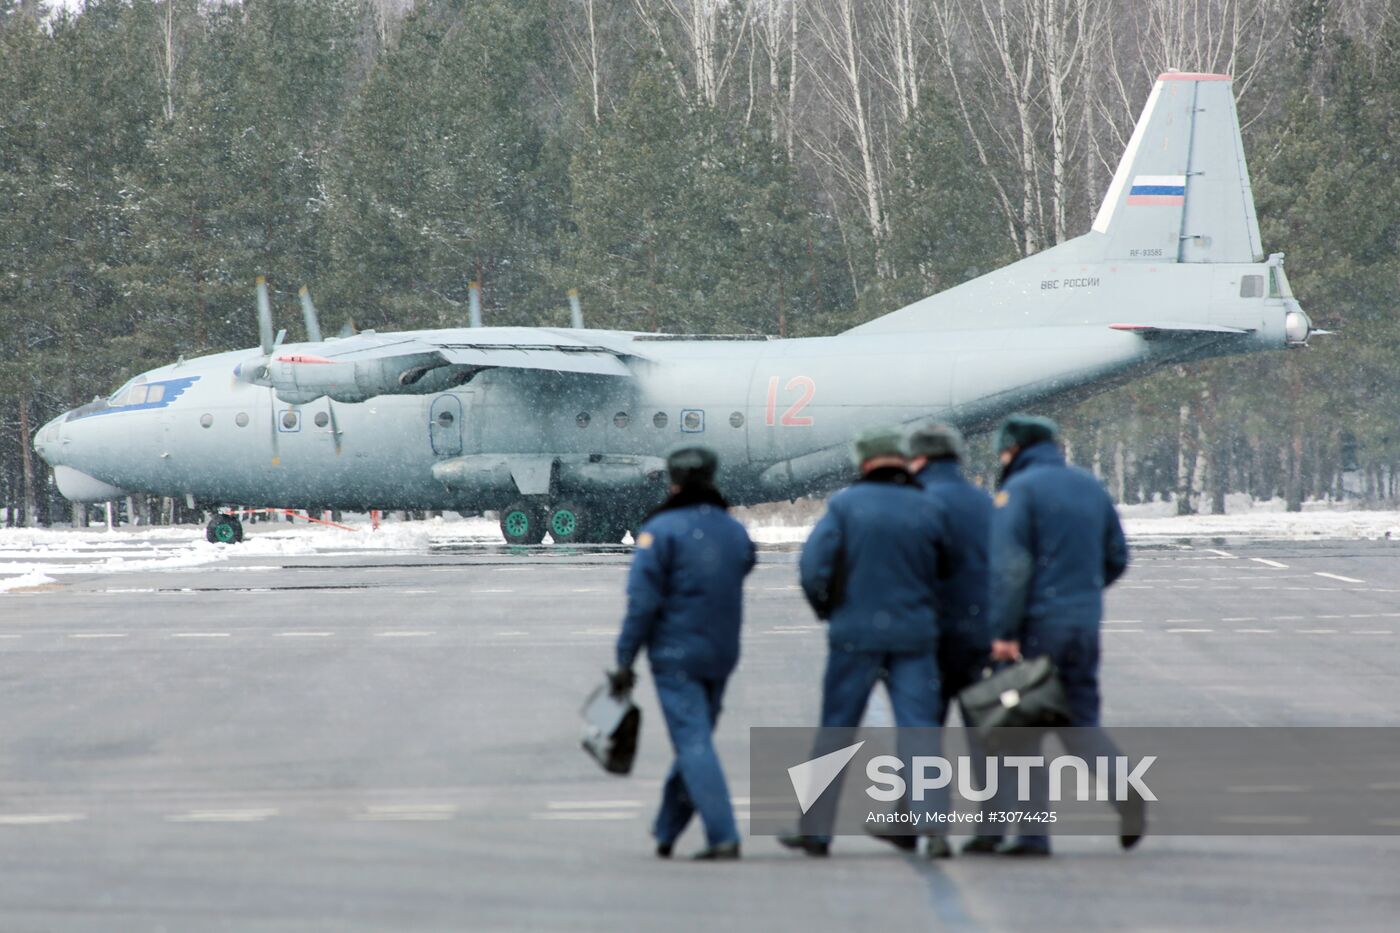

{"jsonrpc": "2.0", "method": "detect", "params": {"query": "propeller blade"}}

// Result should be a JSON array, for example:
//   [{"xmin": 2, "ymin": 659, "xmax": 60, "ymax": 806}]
[
  {"xmin": 299, "ymin": 286, "xmax": 323, "ymax": 342},
  {"xmin": 568, "ymin": 288, "xmax": 584, "ymax": 329},
  {"xmin": 256, "ymin": 276, "xmax": 275, "ymax": 356},
  {"xmin": 468, "ymin": 281, "xmax": 482, "ymax": 328},
  {"xmin": 269, "ymin": 396, "xmax": 281, "ymax": 466},
  {"xmin": 328, "ymin": 401, "xmax": 342, "ymax": 456}
]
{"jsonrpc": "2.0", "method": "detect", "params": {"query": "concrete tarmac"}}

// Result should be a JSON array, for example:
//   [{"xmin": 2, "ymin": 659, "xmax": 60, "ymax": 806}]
[{"xmin": 2, "ymin": 534, "xmax": 1400, "ymax": 930}]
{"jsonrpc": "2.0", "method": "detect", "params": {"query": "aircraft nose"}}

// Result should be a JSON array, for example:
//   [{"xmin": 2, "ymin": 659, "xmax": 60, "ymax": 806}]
[{"xmin": 33, "ymin": 414, "xmax": 66, "ymax": 466}]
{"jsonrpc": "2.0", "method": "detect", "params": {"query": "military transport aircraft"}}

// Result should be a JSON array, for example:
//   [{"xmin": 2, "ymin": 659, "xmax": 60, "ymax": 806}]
[{"xmin": 34, "ymin": 71, "xmax": 1316, "ymax": 545}]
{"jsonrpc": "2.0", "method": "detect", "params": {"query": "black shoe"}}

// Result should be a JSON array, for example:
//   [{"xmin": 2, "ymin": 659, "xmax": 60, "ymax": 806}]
[
  {"xmin": 1120, "ymin": 789, "xmax": 1148, "ymax": 850},
  {"xmin": 656, "ymin": 841, "xmax": 674, "ymax": 859},
  {"xmin": 996, "ymin": 839, "xmax": 1051, "ymax": 857},
  {"xmin": 692, "ymin": 841, "xmax": 740, "ymax": 860},
  {"xmin": 778, "ymin": 833, "xmax": 830, "ymax": 857},
  {"xmin": 865, "ymin": 829, "xmax": 917, "ymax": 853},
  {"xmin": 924, "ymin": 836, "xmax": 953, "ymax": 859},
  {"xmin": 961, "ymin": 835, "xmax": 1002, "ymax": 855}
]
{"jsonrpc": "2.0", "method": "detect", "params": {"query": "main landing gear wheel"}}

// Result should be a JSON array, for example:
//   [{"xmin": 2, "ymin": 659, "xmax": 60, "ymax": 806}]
[
  {"xmin": 500, "ymin": 501, "xmax": 547, "ymax": 545},
  {"xmin": 206, "ymin": 513, "xmax": 244, "ymax": 544},
  {"xmin": 547, "ymin": 501, "xmax": 588, "ymax": 544}
]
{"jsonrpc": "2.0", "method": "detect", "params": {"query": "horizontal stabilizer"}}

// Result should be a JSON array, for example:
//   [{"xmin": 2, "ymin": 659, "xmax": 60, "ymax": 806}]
[{"xmin": 1110, "ymin": 322, "xmax": 1252, "ymax": 340}]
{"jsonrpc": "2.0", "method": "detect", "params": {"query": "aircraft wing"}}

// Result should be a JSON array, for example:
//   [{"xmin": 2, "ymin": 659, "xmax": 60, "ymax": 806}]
[
  {"xmin": 1109, "ymin": 323, "xmax": 1253, "ymax": 340},
  {"xmin": 244, "ymin": 327, "xmax": 641, "ymax": 404},
  {"xmin": 307, "ymin": 329, "xmax": 637, "ymax": 377}
]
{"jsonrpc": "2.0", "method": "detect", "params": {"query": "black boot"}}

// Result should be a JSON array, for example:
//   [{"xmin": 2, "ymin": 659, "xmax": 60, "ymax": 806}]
[
  {"xmin": 777, "ymin": 833, "xmax": 830, "ymax": 857},
  {"xmin": 961, "ymin": 835, "xmax": 1002, "ymax": 855},
  {"xmin": 656, "ymin": 841, "xmax": 674, "ymax": 859},
  {"xmin": 924, "ymin": 836, "xmax": 953, "ymax": 859},
  {"xmin": 693, "ymin": 841, "xmax": 741, "ymax": 861},
  {"xmin": 865, "ymin": 828, "xmax": 917, "ymax": 852},
  {"xmin": 1120, "ymin": 788, "xmax": 1147, "ymax": 850},
  {"xmin": 996, "ymin": 838, "xmax": 1051, "ymax": 857}
]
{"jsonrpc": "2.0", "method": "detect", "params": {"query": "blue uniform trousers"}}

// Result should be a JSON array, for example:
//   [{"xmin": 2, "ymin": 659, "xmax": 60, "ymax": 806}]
[
  {"xmin": 800, "ymin": 648, "xmax": 943, "ymax": 843},
  {"xmin": 1009, "ymin": 622, "xmax": 1124, "ymax": 850},
  {"xmin": 652, "ymin": 670, "xmax": 739, "ymax": 848}
]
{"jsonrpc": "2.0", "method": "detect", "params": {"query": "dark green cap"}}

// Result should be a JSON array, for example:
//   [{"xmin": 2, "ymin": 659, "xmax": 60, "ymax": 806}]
[
  {"xmin": 851, "ymin": 426, "xmax": 907, "ymax": 466},
  {"xmin": 666, "ymin": 444, "xmax": 718, "ymax": 483},
  {"xmin": 995, "ymin": 414, "xmax": 1059, "ymax": 453},
  {"xmin": 908, "ymin": 423, "xmax": 966, "ymax": 462}
]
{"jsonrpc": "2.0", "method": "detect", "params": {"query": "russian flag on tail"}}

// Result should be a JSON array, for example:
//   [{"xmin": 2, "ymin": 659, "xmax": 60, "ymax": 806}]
[{"xmin": 1127, "ymin": 174, "xmax": 1185, "ymax": 206}]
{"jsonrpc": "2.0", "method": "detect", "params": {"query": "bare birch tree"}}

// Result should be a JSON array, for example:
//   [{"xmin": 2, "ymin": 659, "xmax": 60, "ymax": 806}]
[{"xmin": 801, "ymin": 0, "xmax": 886, "ymax": 242}]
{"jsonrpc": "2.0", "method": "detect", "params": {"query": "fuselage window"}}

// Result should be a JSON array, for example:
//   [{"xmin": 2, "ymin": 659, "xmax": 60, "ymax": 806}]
[
  {"xmin": 314, "ymin": 411, "xmax": 330, "ymax": 428},
  {"xmin": 235, "ymin": 412, "xmax": 250, "ymax": 428},
  {"xmin": 1240, "ymin": 275, "xmax": 1263, "ymax": 298},
  {"xmin": 613, "ymin": 411, "xmax": 630, "ymax": 428},
  {"xmin": 577, "ymin": 412, "xmax": 591, "ymax": 428},
  {"xmin": 437, "ymin": 410, "xmax": 455, "ymax": 427},
  {"xmin": 729, "ymin": 412, "xmax": 745, "ymax": 428},
  {"xmin": 199, "ymin": 414, "xmax": 213, "ymax": 428},
  {"xmin": 282, "ymin": 411, "xmax": 300, "ymax": 430},
  {"xmin": 653, "ymin": 412, "xmax": 668, "ymax": 429}
]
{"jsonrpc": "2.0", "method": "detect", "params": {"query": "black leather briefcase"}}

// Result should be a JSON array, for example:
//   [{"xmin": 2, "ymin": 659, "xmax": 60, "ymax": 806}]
[
  {"xmin": 580, "ymin": 681, "xmax": 641, "ymax": 775},
  {"xmin": 958, "ymin": 656, "xmax": 1073, "ymax": 737}
]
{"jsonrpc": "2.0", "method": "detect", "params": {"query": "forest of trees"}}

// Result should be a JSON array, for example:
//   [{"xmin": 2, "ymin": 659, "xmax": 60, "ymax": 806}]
[{"xmin": 2, "ymin": 0, "xmax": 1398, "ymax": 524}]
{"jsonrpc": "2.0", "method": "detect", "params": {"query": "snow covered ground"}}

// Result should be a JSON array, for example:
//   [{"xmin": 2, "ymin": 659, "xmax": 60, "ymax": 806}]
[{"xmin": 3, "ymin": 501, "xmax": 1398, "ymax": 591}]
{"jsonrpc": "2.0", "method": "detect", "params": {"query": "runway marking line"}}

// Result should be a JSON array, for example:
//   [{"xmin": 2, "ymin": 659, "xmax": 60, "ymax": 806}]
[
  {"xmin": 354, "ymin": 804, "xmax": 459, "ymax": 822},
  {"xmin": 1315, "ymin": 572, "xmax": 1365, "ymax": 584},
  {"xmin": 1249, "ymin": 558, "xmax": 1289, "ymax": 569},
  {"xmin": 166, "ymin": 809, "xmax": 278, "ymax": 823},
  {"xmin": 1216, "ymin": 815, "xmax": 1309, "ymax": 825},
  {"xmin": 0, "ymin": 813, "xmax": 86, "ymax": 825},
  {"xmin": 1235, "ymin": 628, "xmax": 1277, "ymax": 634},
  {"xmin": 1205, "ymin": 549, "xmax": 1236, "ymax": 558},
  {"xmin": 1221, "ymin": 617, "xmax": 1256, "ymax": 622},
  {"xmin": 1166, "ymin": 628, "xmax": 1213, "ymax": 633},
  {"xmin": 69, "ymin": 633, "xmax": 128, "ymax": 639},
  {"xmin": 1226, "ymin": 785, "xmax": 1312, "ymax": 793}
]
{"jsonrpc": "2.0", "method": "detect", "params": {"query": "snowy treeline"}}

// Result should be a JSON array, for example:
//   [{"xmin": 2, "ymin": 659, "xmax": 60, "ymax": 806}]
[{"xmin": 2, "ymin": 0, "xmax": 1398, "ymax": 525}]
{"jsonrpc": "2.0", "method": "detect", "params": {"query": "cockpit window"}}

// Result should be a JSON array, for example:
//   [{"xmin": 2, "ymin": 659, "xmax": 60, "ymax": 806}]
[{"xmin": 145, "ymin": 385, "xmax": 165, "ymax": 404}]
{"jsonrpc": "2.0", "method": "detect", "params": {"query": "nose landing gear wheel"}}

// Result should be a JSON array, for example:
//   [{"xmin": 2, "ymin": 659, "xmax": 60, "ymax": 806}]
[
  {"xmin": 206, "ymin": 513, "xmax": 244, "ymax": 544},
  {"xmin": 500, "ymin": 501, "xmax": 547, "ymax": 545},
  {"xmin": 547, "ymin": 501, "xmax": 587, "ymax": 544}
]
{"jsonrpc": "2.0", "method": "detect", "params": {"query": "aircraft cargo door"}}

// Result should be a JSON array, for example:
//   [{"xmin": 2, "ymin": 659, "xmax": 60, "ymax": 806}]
[{"xmin": 429, "ymin": 395, "xmax": 464, "ymax": 457}]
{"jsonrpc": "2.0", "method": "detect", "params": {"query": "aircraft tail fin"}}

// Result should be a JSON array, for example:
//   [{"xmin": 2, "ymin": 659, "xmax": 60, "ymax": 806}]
[{"xmin": 1092, "ymin": 71, "xmax": 1262, "ymax": 263}]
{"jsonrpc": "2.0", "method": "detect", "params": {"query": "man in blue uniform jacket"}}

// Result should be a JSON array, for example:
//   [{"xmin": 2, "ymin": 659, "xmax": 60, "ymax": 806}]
[
  {"xmin": 781, "ymin": 427, "xmax": 953, "ymax": 858},
  {"xmin": 987, "ymin": 414, "xmax": 1143, "ymax": 856},
  {"xmin": 612, "ymin": 445, "xmax": 756, "ymax": 861},
  {"xmin": 907, "ymin": 423, "xmax": 1003, "ymax": 854}
]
